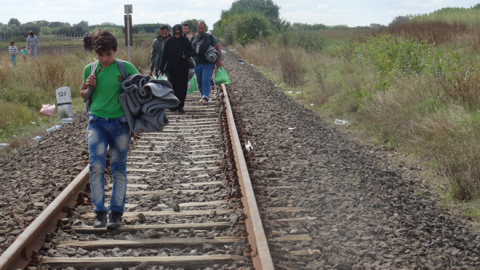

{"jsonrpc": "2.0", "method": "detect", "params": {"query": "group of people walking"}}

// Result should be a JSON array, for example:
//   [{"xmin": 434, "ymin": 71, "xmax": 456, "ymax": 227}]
[
  {"xmin": 149, "ymin": 21, "xmax": 223, "ymax": 113},
  {"xmin": 8, "ymin": 31, "xmax": 40, "ymax": 67},
  {"xmin": 81, "ymin": 21, "xmax": 225, "ymax": 230}
]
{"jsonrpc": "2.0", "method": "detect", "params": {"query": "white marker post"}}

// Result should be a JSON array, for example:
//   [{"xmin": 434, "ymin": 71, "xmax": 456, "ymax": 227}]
[
  {"xmin": 55, "ymin": 87, "xmax": 73, "ymax": 118},
  {"xmin": 124, "ymin": 4, "xmax": 132, "ymax": 62}
]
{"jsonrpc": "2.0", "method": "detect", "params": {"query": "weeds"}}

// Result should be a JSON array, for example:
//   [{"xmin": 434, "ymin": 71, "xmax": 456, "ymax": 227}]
[
  {"xmin": 0, "ymin": 36, "xmax": 153, "ymax": 145},
  {"xmin": 236, "ymin": 20, "xmax": 480, "ymax": 201},
  {"xmin": 278, "ymin": 49, "xmax": 304, "ymax": 87}
]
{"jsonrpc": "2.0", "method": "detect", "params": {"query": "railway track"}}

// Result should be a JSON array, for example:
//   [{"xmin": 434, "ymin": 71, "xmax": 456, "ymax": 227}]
[{"xmin": 0, "ymin": 85, "xmax": 274, "ymax": 269}]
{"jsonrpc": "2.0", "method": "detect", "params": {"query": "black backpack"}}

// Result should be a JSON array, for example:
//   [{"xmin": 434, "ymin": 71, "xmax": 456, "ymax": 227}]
[{"xmin": 192, "ymin": 33, "xmax": 211, "ymax": 57}]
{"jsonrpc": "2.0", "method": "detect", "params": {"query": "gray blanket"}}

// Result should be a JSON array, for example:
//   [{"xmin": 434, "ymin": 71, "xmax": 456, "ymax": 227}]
[
  {"xmin": 119, "ymin": 74, "xmax": 180, "ymax": 132},
  {"xmin": 205, "ymin": 46, "xmax": 218, "ymax": 63}
]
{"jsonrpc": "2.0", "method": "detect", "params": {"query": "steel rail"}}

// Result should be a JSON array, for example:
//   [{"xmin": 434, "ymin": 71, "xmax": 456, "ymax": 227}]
[
  {"xmin": 221, "ymin": 83, "xmax": 275, "ymax": 270},
  {"xmin": 0, "ymin": 166, "xmax": 90, "ymax": 270},
  {"xmin": 0, "ymin": 84, "xmax": 275, "ymax": 269}
]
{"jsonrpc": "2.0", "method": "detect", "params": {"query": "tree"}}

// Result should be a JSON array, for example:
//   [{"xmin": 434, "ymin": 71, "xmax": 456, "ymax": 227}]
[
  {"xmin": 215, "ymin": 0, "xmax": 282, "ymax": 41},
  {"xmin": 78, "ymin": 20, "xmax": 89, "ymax": 28},
  {"xmin": 56, "ymin": 25, "xmax": 73, "ymax": 36},
  {"xmin": 32, "ymin": 20, "xmax": 49, "ymax": 27},
  {"xmin": 40, "ymin": 26, "xmax": 52, "ymax": 35},
  {"xmin": 8, "ymin": 18, "xmax": 21, "ymax": 27},
  {"xmin": 134, "ymin": 23, "xmax": 164, "ymax": 34},
  {"xmin": 19, "ymin": 23, "xmax": 40, "ymax": 36},
  {"xmin": 389, "ymin": 15, "xmax": 412, "ymax": 27},
  {"xmin": 49, "ymin": 21, "xmax": 69, "ymax": 28},
  {"xmin": 100, "ymin": 22, "xmax": 116, "ymax": 27},
  {"xmin": 228, "ymin": 0, "xmax": 279, "ymax": 22},
  {"xmin": 73, "ymin": 23, "xmax": 87, "ymax": 35}
]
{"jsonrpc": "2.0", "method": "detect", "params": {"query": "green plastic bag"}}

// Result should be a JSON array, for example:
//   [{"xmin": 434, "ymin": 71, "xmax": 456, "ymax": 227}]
[
  {"xmin": 187, "ymin": 75, "xmax": 198, "ymax": 95},
  {"xmin": 215, "ymin": 67, "xmax": 231, "ymax": 85}
]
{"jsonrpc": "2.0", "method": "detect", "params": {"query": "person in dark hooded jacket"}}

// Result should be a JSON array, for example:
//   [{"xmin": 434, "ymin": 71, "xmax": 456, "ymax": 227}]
[{"xmin": 159, "ymin": 24, "xmax": 193, "ymax": 113}]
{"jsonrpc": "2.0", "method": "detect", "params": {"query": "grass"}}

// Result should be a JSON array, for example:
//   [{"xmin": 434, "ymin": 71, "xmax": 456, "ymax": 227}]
[
  {"xmin": 234, "ymin": 22, "xmax": 480, "ymax": 206},
  {"xmin": 0, "ymin": 33, "xmax": 155, "ymax": 153}
]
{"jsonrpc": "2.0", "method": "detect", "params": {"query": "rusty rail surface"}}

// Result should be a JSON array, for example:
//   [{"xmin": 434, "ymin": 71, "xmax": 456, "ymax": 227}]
[
  {"xmin": 0, "ymin": 83, "xmax": 274, "ymax": 270},
  {"xmin": 221, "ymin": 83, "xmax": 275, "ymax": 270},
  {"xmin": 0, "ymin": 166, "xmax": 89, "ymax": 270}
]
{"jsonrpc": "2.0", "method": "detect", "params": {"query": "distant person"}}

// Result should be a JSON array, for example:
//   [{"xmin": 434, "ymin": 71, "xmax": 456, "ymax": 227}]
[
  {"xmin": 159, "ymin": 24, "xmax": 193, "ymax": 114},
  {"xmin": 20, "ymin": 47, "xmax": 27, "ymax": 62},
  {"xmin": 190, "ymin": 29, "xmax": 195, "ymax": 39},
  {"xmin": 83, "ymin": 33, "xmax": 89, "ymax": 51},
  {"xmin": 83, "ymin": 32, "xmax": 93, "ymax": 52},
  {"xmin": 80, "ymin": 29, "xmax": 139, "ymax": 230},
  {"xmin": 149, "ymin": 25, "xmax": 171, "ymax": 78},
  {"xmin": 191, "ymin": 20, "xmax": 222, "ymax": 105},
  {"xmin": 8, "ymin": 41, "xmax": 18, "ymax": 67},
  {"xmin": 26, "ymin": 31, "xmax": 40, "ymax": 60},
  {"xmin": 88, "ymin": 32, "xmax": 93, "ymax": 51},
  {"xmin": 182, "ymin": 23, "xmax": 192, "ymax": 41}
]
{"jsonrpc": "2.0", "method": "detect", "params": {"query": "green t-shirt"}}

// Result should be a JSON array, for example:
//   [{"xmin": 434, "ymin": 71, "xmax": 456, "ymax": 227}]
[
  {"xmin": 192, "ymin": 34, "xmax": 218, "ymax": 65},
  {"xmin": 83, "ymin": 59, "xmax": 138, "ymax": 118}
]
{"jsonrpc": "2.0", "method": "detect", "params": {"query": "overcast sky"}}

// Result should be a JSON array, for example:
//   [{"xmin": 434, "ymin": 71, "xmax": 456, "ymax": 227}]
[{"xmin": 1, "ymin": 0, "xmax": 478, "ymax": 28}]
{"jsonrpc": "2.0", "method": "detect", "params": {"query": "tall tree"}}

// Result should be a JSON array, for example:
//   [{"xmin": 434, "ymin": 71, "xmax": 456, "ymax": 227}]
[
  {"xmin": 215, "ymin": 0, "xmax": 282, "ymax": 42},
  {"xmin": 8, "ymin": 18, "xmax": 21, "ymax": 27}
]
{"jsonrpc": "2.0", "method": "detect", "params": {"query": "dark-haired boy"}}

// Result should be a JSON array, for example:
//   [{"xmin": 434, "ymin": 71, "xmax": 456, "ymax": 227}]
[{"xmin": 80, "ymin": 29, "xmax": 138, "ymax": 230}]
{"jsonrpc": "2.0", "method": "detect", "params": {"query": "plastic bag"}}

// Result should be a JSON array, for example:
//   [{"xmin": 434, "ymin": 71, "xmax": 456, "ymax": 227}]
[
  {"xmin": 187, "ymin": 75, "xmax": 198, "ymax": 95},
  {"xmin": 215, "ymin": 67, "xmax": 231, "ymax": 85},
  {"xmin": 40, "ymin": 104, "xmax": 55, "ymax": 117}
]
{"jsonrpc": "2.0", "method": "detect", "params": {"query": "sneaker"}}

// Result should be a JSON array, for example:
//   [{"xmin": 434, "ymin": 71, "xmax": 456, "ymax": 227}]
[
  {"xmin": 92, "ymin": 211, "xmax": 107, "ymax": 228},
  {"xmin": 106, "ymin": 211, "xmax": 123, "ymax": 230},
  {"xmin": 178, "ymin": 108, "xmax": 185, "ymax": 114}
]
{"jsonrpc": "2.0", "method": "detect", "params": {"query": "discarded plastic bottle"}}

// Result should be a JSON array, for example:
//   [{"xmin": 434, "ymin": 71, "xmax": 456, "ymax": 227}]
[
  {"xmin": 334, "ymin": 119, "xmax": 349, "ymax": 126},
  {"xmin": 33, "ymin": 136, "xmax": 41, "ymax": 142},
  {"xmin": 46, "ymin": 127, "xmax": 55, "ymax": 133},
  {"xmin": 0, "ymin": 143, "xmax": 9, "ymax": 148},
  {"xmin": 55, "ymin": 125, "xmax": 62, "ymax": 130},
  {"xmin": 61, "ymin": 118, "xmax": 74, "ymax": 123}
]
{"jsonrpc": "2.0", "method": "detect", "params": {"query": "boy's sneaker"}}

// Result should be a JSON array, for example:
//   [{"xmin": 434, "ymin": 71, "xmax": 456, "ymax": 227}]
[
  {"xmin": 107, "ymin": 211, "xmax": 123, "ymax": 230},
  {"xmin": 92, "ymin": 211, "xmax": 107, "ymax": 228}
]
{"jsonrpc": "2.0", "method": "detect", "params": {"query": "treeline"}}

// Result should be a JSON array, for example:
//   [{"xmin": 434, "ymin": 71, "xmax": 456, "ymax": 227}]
[
  {"xmin": 0, "ymin": 17, "xmax": 205, "ymax": 41},
  {"xmin": 211, "ymin": 0, "xmax": 371, "ymax": 46}
]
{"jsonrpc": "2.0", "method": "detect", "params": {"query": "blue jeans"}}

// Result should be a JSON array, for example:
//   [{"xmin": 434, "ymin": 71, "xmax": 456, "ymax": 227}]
[
  {"xmin": 10, "ymin": 54, "xmax": 16, "ymax": 67},
  {"xmin": 195, "ymin": 62, "xmax": 215, "ymax": 99},
  {"xmin": 87, "ymin": 115, "xmax": 130, "ymax": 214}
]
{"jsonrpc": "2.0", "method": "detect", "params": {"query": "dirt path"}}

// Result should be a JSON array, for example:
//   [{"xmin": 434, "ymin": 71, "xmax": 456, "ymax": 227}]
[{"xmin": 0, "ymin": 50, "xmax": 479, "ymax": 269}]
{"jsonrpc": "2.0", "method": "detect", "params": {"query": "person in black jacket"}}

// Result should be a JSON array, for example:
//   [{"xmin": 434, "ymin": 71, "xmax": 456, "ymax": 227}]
[{"xmin": 159, "ymin": 24, "xmax": 193, "ymax": 114}]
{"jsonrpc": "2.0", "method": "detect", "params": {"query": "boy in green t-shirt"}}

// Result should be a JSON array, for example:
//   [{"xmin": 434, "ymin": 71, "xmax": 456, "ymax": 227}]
[{"xmin": 80, "ymin": 29, "xmax": 138, "ymax": 230}]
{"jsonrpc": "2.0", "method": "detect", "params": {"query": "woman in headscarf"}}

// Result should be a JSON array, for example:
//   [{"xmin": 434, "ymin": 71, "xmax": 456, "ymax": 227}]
[{"xmin": 159, "ymin": 24, "xmax": 193, "ymax": 114}]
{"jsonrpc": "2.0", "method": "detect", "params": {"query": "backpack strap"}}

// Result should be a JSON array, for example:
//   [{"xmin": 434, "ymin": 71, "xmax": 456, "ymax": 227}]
[
  {"xmin": 90, "ymin": 61, "xmax": 97, "ymax": 75},
  {"xmin": 84, "ymin": 61, "xmax": 98, "ymax": 112},
  {"xmin": 116, "ymin": 59, "xmax": 127, "ymax": 80}
]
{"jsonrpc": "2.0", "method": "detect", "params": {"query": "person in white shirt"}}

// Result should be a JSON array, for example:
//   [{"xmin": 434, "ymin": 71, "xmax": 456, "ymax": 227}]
[{"xmin": 8, "ymin": 41, "xmax": 18, "ymax": 67}]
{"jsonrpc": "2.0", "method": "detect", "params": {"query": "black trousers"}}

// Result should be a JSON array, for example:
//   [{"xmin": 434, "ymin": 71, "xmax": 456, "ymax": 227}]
[{"xmin": 167, "ymin": 65, "xmax": 189, "ymax": 110}]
